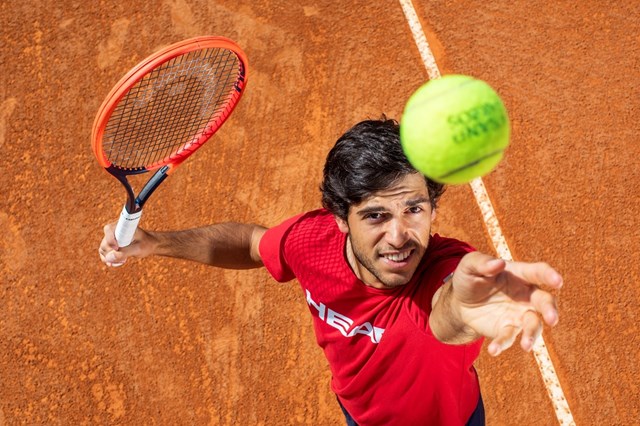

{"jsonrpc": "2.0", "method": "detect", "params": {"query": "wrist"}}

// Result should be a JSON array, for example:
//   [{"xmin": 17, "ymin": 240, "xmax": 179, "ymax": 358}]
[
  {"xmin": 430, "ymin": 273, "xmax": 480, "ymax": 344},
  {"xmin": 140, "ymin": 230, "xmax": 163, "ymax": 257}
]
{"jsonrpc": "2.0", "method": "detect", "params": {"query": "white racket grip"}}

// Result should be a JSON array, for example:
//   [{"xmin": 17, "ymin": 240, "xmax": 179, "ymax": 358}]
[{"xmin": 114, "ymin": 206, "xmax": 143, "ymax": 247}]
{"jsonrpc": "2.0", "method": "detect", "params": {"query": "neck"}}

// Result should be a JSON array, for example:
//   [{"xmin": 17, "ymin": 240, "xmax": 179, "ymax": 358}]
[
  {"xmin": 344, "ymin": 238, "xmax": 357, "ymax": 276},
  {"xmin": 344, "ymin": 237, "xmax": 382, "ymax": 288}
]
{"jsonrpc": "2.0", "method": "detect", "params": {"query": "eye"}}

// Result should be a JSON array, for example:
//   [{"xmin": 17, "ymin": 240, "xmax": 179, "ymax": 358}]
[
  {"xmin": 363, "ymin": 212, "xmax": 385, "ymax": 222},
  {"xmin": 408, "ymin": 206, "xmax": 423, "ymax": 214}
]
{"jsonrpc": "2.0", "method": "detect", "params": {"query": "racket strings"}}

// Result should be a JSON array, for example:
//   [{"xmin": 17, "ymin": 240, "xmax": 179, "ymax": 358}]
[
  {"xmin": 113, "ymin": 50, "xmax": 230, "ymax": 164},
  {"xmin": 109, "ymin": 50, "xmax": 235, "ymax": 168},
  {"xmin": 103, "ymin": 48, "xmax": 241, "ymax": 170}
]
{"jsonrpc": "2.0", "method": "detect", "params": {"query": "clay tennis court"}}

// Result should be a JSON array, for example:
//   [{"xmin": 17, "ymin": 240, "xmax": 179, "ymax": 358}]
[{"xmin": 1, "ymin": 1, "xmax": 638, "ymax": 424}]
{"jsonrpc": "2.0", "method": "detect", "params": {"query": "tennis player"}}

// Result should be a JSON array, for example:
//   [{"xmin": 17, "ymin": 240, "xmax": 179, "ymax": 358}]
[{"xmin": 99, "ymin": 118, "xmax": 563, "ymax": 425}]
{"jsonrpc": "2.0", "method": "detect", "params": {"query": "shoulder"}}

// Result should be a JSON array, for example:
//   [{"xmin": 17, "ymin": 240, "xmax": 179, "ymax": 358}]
[
  {"xmin": 280, "ymin": 209, "xmax": 342, "ymax": 254},
  {"xmin": 259, "ymin": 208, "xmax": 341, "ymax": 259},
  {"xmin": 262, "ymin": 209, "xmax": 336, "ymax": 242},
  {"xmin": 407, "ymin": 235, "xmax": 476, "ymax": 319},
  {"xmin": 415, "ymin": 234, "xmax": 476, "ymax": 282},
  {"xmin": 258, "ymin": 209, "xmax": 345, "ymax": 282},
  {"xmin": 427, "ymin": 234, "xmax": 476, "ymax": 259},
  {"xmin": 260, "ymin": 208, "xmax": 329, "ymax": 239}
]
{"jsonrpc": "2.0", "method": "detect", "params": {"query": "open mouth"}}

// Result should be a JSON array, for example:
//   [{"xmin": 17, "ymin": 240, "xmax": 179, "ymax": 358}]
[{"xmin": 380, "ymin": 249, "xmax": 413, "ymax": 264}]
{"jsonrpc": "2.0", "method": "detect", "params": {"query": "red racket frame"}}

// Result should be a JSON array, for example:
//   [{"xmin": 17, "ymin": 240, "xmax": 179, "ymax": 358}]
[{"xmin": 92, "ymin": 35, "xmax": 248, "ymax": 175}]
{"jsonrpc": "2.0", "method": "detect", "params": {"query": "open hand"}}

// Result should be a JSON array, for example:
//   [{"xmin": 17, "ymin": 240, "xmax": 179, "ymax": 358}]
[{"xmin": 439, "ymin": 252, "xmax": 563, "ymax": 356}]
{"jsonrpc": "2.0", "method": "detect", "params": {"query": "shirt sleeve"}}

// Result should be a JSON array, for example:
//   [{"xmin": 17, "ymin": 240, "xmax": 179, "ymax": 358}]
[
  {"xmin": 258, "ymin": 213, "xmax": 305, "ymax": 283},
  {"xmin": 416, "ymin": 235, "xmax": 477, "ymax": 318},
  {"xmin": 432, "ymin": 236, "xmax": 476, "ymax": 288}
]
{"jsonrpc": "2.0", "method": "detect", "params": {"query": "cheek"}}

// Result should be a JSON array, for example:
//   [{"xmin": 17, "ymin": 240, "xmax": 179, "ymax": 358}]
[
  {"xmin": 353, "ymin": 229, "xmax": 383, "ymax": 252},
  {"xmin": 409, "ymin": 219, "xmax": 432, "ymax": 238}
]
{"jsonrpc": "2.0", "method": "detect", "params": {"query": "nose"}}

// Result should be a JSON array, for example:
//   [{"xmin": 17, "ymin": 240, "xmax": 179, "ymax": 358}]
[{"xmin": 385, "ymin": 218, "xmax": 410, "ymax": 248}]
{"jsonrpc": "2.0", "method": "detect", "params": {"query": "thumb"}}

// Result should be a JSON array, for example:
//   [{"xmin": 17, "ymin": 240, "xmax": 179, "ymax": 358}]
[
  {"xmin": 104, "ymin": 229, "xmax": 152, "ymax": 266},
  {"xmin": 103, "ymin": 223, "xmax": 120, "ymax": 251},
  {"xmin": 104, "ymin": 248, "xmax": 129, "ymax": 267},
  {"xmin": 460, "ymin": 251, "xmax": 506, "ymax": 278}
]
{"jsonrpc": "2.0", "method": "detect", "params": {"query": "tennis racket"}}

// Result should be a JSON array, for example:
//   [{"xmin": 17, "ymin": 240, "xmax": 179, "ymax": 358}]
[{"xmin": 92, "ymin": 36, "xmax": 248, "ymax": 247}]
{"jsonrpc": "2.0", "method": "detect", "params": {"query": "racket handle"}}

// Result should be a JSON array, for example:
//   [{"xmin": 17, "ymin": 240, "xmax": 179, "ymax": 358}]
[{"xmin": 114, "ymin": 206, "xmax": 143, "ymax": 247}]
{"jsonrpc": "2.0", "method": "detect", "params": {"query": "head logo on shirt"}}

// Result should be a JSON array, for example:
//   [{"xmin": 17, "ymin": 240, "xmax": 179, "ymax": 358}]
[{"xmin": 306, "ymin": 289, "xmax": 385, "ymax": 344}]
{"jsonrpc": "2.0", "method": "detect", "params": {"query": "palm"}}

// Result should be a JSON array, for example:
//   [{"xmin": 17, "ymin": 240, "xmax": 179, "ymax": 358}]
[{"xmin": 447, "ymin": 252, "xmax": 563, "ymax": 356}]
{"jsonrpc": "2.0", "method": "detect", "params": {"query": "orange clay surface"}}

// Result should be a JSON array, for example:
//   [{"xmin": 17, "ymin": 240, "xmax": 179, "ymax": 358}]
[{"xmin": 1, "ymin": 1, "xmax": 638, "ymax": 424}]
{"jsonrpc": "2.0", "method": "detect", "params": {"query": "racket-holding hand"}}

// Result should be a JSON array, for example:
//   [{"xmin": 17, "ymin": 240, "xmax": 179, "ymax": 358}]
[
  {"xmin": 429, "ymin": 251, "xmax": 564, "ymax": 356},
  {"xmin": 99, "ymin": 223, "xmax": 156, "ymax": 267}
]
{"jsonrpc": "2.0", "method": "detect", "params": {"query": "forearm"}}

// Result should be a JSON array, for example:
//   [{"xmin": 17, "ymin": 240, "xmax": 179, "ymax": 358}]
[
  {"xmin": 429, "ymin": 276, "xmax": 481, "ymax": 344},
  {"xmin": 149, "ymin": 223, "xmax": 266, "ymax": 269}
]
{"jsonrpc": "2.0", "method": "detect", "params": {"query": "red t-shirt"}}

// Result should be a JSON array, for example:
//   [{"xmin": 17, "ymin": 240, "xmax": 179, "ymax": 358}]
[{"xmin": 259, "ymin": 209, "xmax": 483, "ymax": 425}]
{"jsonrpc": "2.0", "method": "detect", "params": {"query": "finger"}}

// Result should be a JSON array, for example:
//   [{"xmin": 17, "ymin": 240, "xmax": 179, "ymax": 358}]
[
  {"xmin": 530, "ymin": 288, "xmax": 560, "ymax": 326},
  {"xmin": 461, "ymin": 251, "xmax": 506, "ymax": 278},
  {"xmin": 487, "ymin": 321, "xmax": 521, "ymax": 356},
  {"xmin": 99, "ymin": 248, "xmax": 125, "ymax": 265},
  {"xmin": 520, "ymin": 310, "xmax": 542, "ymax": 352},
  {"xmin": 103, "ymin": 223, "xmax": 119, "ymax": 250},
  {"xmin": 104, "ymin": 250, "xmax": 128, "ymax": 267},
  {"xmin": 504, "ymin": 261, "xmax": 563, "ymax": 289}
]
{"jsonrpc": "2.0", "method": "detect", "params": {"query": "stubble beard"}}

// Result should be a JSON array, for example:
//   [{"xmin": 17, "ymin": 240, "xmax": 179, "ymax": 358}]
[{"xmin": 349, "ymin": 235, "xmax": 411, "ymax": 288}]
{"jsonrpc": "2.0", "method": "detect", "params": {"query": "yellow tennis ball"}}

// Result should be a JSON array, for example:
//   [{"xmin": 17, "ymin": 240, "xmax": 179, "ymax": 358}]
[{"xmin": 400, "ymin": 75, "xmax": 510, "ymax": 184}]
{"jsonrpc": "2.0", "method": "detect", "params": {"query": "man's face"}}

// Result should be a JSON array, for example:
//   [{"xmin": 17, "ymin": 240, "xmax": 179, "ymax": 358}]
[{"xmin": 336, "ymin": 172, "xmax": 435, "ymax": 289}]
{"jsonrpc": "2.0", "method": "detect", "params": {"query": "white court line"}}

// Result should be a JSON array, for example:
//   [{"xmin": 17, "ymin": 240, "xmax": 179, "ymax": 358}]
[{"xmin": 398, "ymin": 1, "xmax": 576, "ymax": 425}]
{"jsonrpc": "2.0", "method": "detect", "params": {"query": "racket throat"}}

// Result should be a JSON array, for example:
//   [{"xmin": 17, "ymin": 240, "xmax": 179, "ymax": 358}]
[
  {"xmin": 113, "ymin": 173, "xmax": 140, "ymax": 214},
  {"xmin": 114, "ymin": 165, "xmax": 170, "ymax": 213},
  {"xmin": 113, "ymin": 165, "xmax": 170, "ymax": 247},
  {"xmin": 136, "ymin": 165, "xmax": 170, "ymax": 209}
]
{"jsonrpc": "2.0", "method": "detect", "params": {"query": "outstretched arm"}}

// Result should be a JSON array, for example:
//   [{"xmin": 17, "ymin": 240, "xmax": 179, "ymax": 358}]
[
  {"xmin": 99, "ymin": 222, "xmax": 267, "ymax": 269},
  {"xmin": 429, "ymin": 251, "xmax": 563, "ymax": 356}
]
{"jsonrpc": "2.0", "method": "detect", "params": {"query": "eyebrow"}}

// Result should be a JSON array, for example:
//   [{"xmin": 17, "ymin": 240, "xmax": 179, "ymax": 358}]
[
  {"xmin": 355, "ymin": 196, "xmax": 430, "ymax": 217},
  {"xmin": 405, "ymin": 196, "xmax": 430, "ymax": 207}
]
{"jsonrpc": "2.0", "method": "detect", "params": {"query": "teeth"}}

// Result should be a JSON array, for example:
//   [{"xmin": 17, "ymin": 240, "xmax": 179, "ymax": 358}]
[{"xmin": 384, "ymin": 251, "xmax": 411, "ymax": 262}]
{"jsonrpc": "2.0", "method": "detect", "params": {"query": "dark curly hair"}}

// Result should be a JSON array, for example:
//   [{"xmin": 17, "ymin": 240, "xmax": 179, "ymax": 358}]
[{"xmin": 320, "ymin": 118, "xmax": 446, "ymax": 221}]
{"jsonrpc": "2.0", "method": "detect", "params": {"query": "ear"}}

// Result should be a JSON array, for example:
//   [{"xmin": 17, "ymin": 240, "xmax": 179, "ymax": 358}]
[
  {"xmin": 431, "ymin": 208, "xmax": 437, "ymax": 223},
  {"xmin": 334, "ymin": 216, "xmax": 349, "ymax": 234}
]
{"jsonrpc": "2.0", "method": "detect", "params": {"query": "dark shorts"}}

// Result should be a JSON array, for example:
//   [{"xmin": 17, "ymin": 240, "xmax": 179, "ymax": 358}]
[{"xmin": 338, "ymin": 393, "xmax": 485, "ymax": 426}]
